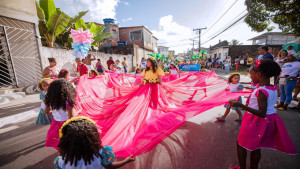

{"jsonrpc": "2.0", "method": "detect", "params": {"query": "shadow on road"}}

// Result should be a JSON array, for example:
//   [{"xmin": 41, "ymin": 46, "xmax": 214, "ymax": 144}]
[{"xmin": 0, "ymin": 102, "xmax": 40, "ymax": 118}]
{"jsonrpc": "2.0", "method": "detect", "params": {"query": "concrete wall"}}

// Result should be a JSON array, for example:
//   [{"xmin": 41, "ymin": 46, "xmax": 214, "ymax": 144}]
[
  {"xmin": 0, "ymin": 0, "xmax": 38, "ymax": 24},
  {"xmin": 41, "ymin": 47, "xmax": 133, "ymax": 75}
]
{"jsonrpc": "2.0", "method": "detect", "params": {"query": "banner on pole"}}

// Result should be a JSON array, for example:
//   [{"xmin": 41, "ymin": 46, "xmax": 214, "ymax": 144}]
[{"xmin": 178, "ymin": 64, "xmax": 201, "ymax": 71}]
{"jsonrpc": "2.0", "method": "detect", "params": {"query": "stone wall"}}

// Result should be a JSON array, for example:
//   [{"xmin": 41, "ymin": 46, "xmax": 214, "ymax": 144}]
[{"xmin": 41, "ymin": 47, "xmax": 133, "ymax": 76}]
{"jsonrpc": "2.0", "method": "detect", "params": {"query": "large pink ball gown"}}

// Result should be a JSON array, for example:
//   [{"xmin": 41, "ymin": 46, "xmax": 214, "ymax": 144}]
[{"xmin": 75, "ymin": 71, "xmax": 250, "ymax": 157}]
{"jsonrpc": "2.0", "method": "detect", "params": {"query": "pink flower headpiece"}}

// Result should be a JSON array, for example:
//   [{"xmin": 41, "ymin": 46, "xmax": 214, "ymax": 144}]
[
  {"xmin": 255, "ymin": 60, "xmax": 261, "ymax": 68},
  {"xmin": 61, "ymin": 69, "xmax": 67, "ymax": 73}
]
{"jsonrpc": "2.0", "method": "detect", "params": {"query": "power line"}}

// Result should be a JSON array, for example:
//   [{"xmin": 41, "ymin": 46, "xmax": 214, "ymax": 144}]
[
  {"xmin": 203, "ymin": 0, "xmax": 239, "ymax": 35},
  {"xmin": 201, "ymin": 12, "xmax": 248, "ymax": 46},
  {"xmin": 207, "ymin": 9, "xmax": 247, "ymax": 39}
]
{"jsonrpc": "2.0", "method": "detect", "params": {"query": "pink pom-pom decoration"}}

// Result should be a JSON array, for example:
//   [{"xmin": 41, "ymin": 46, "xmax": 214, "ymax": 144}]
[{"xmin": 70, "ymin": 28, "xmax": 94, "ymax": 44}]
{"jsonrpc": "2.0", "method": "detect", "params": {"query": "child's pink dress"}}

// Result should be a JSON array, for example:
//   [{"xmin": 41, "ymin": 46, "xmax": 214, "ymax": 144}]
[
  {"xmin": 238, "ymin": 85, "xmax": 297, "ymax": 154},
  {"xmin": 45, "ymin": 103, "xmax": 70, "ymax": 150}
]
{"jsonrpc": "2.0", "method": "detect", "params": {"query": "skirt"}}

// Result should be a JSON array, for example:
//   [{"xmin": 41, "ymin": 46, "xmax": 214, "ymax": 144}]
[
  {"xmin": 35, "ymin": 108, "xmax": 53, "ymax": 126},
  {"xmin": 224, "ymin": 96, "xmax": 242, "ymax": 110},
  {"xmin": 237, "ymin": 112, "xmax": 297, "ymax": 155},
  {"xmin": 45, "ymin": 119, "xmax": 65, "ymax": 150}
]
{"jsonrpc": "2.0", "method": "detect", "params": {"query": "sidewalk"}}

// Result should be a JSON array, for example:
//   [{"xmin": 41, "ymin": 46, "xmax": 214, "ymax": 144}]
[{"xmin": 0, "ymin": 94, "xmax": 40, "ymax": 128}]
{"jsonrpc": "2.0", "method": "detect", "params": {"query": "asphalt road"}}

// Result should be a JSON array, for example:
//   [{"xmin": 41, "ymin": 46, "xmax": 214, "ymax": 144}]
[{"xmin": 0, "ymin": 104, "xmax": 299, "ymax": 169}]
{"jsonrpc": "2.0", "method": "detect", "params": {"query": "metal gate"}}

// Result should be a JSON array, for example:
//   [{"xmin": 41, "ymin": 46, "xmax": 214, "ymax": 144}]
[{"xmin": 0, "ymin": 16, "xmax": 42, "ymax": 88}]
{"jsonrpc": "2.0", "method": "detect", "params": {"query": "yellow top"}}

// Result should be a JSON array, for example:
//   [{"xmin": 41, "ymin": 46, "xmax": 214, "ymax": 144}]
[{"xmin": 141, "ymin": 68, "xmax": 164, "ymax": 81}]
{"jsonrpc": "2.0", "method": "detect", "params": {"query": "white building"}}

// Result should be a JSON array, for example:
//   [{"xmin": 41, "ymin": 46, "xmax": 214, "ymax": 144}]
[
  {"xmin": 158, "ymin": 46, "xmax": 169, "ymax": 56},
  {"xmin": 249, "ymin": 32, "xmax": 298, "ymax": 45},
  {"xmin": 208, "ymin": 41, "xmax": 229, "ymax": 61}
]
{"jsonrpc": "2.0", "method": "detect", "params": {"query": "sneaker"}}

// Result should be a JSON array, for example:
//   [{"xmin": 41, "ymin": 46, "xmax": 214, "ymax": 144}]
[{"xmin": 216, "ymin": 115, "xmax": 226, "ymax": 121}]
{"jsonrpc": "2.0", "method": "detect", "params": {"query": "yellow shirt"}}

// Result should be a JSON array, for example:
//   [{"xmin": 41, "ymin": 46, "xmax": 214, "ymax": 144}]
[
  {"xmin": 141, "ymin": 68, "xmax": 164, "ymax": 82},
  {"xmin": 247, "ymin": 58, "xmax": 253, "ymax": 65}
]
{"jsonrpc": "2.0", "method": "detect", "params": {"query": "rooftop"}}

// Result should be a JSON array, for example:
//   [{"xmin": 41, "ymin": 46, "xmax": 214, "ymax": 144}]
[
  {"xmin": 119, "ymin": 26, "xmax": 153, "ymax": 34},
  {"xmin": 248, "ymin": 32, "xmax": 295, "ymax": 40}
]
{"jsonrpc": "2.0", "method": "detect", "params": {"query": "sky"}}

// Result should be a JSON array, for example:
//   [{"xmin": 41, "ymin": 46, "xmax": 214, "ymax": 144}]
[{"xmin": 54, "ymin": 0, "xmax": 280, "ymax": 54}]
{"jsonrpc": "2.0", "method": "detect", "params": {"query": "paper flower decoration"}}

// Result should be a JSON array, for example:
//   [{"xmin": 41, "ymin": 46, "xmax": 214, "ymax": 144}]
[
  {"xmin": 70, "ymin": 28, "xmax": 94, "ymax": 60},
  {"xmin": 70, "ymin": 28, "xmax": 94, "ymax": 44}
]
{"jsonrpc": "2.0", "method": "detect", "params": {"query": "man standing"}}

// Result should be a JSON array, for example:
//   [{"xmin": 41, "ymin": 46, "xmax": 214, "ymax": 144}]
[
  {"xmin": 122, "ymin": 57, "xmax": 128, "ymax": 73},
  {"xmin": 107, "ymin": 57, "xmax": 115, "ymax": 70},
  {"xmin": 76, "ymin": 58, "xmax": 88, "ymax": 77},
  {"xmin": 258, "ymin": 46, "xmax": 274, "ymax": 60},
  {"xmin": 83, "ymin": 54, "xmax": 96, "ymax": 72}
]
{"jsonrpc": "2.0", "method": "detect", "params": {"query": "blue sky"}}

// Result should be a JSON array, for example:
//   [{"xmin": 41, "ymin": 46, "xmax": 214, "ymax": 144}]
[{"xmin": 54, "ymin": 0, "xmax": 279, "ymax": 53}]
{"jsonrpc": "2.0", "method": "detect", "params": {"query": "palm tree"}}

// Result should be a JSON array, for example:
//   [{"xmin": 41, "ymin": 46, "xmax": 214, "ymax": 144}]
[
  {"xmin": 229, "ymin": 39, "xmax": 243, "ymax": 46},
  {"xmin": 35, "ymin": 0, "xmax": 88, "ymax": 47}
]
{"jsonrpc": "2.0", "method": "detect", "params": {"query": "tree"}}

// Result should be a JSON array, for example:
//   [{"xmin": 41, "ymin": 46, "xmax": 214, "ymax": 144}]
[
  {"xmin": 229, "ymin": 39, "xmax": 243, "ymax": 46},
  {"xmin": 168, "ymin": 52, "xmax": 174, "ymax": 60},
  {"xmin": 36, "ymin": 0, "xmax": 88, "ymax": 47},
  {"xmin": 244, "ymin": 0, "xmax": 300, "ymax": 36},
  {"xmin": 74, "ymin": 19, "xmax": 113, "ymax": 47}
]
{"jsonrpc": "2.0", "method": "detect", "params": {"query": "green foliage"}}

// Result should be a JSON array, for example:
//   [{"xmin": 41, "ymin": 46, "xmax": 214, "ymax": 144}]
[
  {"xmin": 245, "ymin": 0, "xmax": 300, "ymax": 36},
  {"xmin": 229, "ymin": 39, "xmax": 242, "ymax": 46},
  {"xmin": 36, "ymin": 0, "xmax": 87, "ymax": 47},
  {"xmin": 74, "ymin": 19, "xmax": 113, "ymax": 47}
]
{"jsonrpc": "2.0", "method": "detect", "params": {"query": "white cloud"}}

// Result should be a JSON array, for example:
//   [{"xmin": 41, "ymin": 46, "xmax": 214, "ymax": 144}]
[
  {"xmin": 122, "ymin": 17, "xmax": 133, "ymax": 22},
  {"xmin": 124, "ymin": 1, "xmax": 129, "ymax": 5},
  {"xmin": 152, "ymin": 15, "xmax": 194, "ymax": 54},
  {"xmin": 54, "ymin": 0, "xmax": 119, "ymax": 23}
]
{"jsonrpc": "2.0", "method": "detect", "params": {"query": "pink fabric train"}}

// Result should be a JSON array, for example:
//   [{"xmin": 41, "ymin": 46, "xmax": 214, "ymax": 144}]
[{"xmin": 75, "ymin": 71, "xmax": 251, "ymax": 157}]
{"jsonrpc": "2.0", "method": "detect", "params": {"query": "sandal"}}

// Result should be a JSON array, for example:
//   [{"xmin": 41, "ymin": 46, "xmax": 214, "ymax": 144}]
[
  {"xmin": 277, "ymin": 107, "xmax": 287, "ymax": 111},
  {"xmin": 216, "ymin": 115, "xmax": 226, "ymax": 121},
  {"xmin": 274, "ymin": 104, "xmax": 283, "ymax": 108}
]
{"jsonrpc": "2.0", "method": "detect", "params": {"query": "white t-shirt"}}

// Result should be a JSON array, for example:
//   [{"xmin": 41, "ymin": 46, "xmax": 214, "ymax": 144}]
[
  {"xmin": 257, "ymin": 55, "xmax": 263, "ymax": 60},
  {"xmin": 280, "ymin": 61, "xmax": 300, "ymax": 77},
  {"xmin": 140, "ymin": 61, "xmax": 147, "ymax": 69},
  {"xmin": 169, "ymin": 68, "xmax": 178, "ymax": 74},
  {"xmin": 116, "ymin": 63, "xmax": 122, "ymax": 68},
  {"xmin": 225, "ymin": 59, "xmax": 231, "ymax": 67},
  {"xmin": 164, "ymin": 63, "xmax": 170, "ymax": 68},
  {"xmin": 56, "ymin": 151, "xmax": 105, "ymax": 169},
  {"xmin": 288, "ymin": 49, "xmax": 296, "ymax": 55},
  {"xmin": 240, "ymin": 59, "xmax": 244, "ymax": 64},
  {"xmin": 229, "ymin": 82, "xmax": 241, "ymax": 92},
  {"xmin": 52, "ymin": 106, "xmax": 69, "ymax": 121}
]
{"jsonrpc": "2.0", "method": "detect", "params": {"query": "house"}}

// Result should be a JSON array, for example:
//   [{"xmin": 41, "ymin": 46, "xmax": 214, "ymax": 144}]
[
  {"xmin": 208, "ymin": 40, "xmax": 229, "ymax": 61},
  {"xmin": 0, "ymin": 0, "xmax": 43, "ymax": 88},
  {"xmin": 119, "ymin": 26, "xmax": 157, "ymax": 52},
  {"xmin": 249, "ymin": 32, "xmax": 298, "ymax": 45},
  {"xmin": 99, "ymin": 19, "xmax": 159, "ymax": 70},
  {"xmin": 158, "ymin": 46, "xmax": 169, "ymax": 56}
]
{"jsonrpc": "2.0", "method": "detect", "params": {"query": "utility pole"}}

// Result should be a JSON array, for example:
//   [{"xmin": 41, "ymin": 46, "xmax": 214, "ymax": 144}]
[
  {"xmin": 190, "ymin": 38, "xmax": 196, "ymax": 55},
  {"xmin": 193, "ymin": 27, "xmax": 207, "ymax": 53}
]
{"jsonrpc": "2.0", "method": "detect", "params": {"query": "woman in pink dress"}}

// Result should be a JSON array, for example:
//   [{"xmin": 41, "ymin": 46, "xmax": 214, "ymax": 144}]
[{"xmin": 229, "ymin": 60, "xmax": 297, "ymax": 169}]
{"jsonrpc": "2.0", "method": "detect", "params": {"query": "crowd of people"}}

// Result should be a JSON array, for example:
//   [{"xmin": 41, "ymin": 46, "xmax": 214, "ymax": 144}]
[{"xmin": 35, "ymin": 44, "xmax": 299, "ymax": 169}]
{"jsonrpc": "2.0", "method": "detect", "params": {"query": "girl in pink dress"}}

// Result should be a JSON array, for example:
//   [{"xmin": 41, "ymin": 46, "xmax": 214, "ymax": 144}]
[
  {"xmin": 44, "ymin": 79, "xmax": 76, "ymax": 150},
  {"xmin": 229, "ymin": 60, "xmax": 297, "ymax": 169}
]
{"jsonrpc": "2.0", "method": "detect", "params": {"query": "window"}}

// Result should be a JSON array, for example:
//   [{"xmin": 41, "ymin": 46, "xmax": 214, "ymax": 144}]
[{"xmin": 130, "ymin": 30, "xmax": 142, "ymax": 41}]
